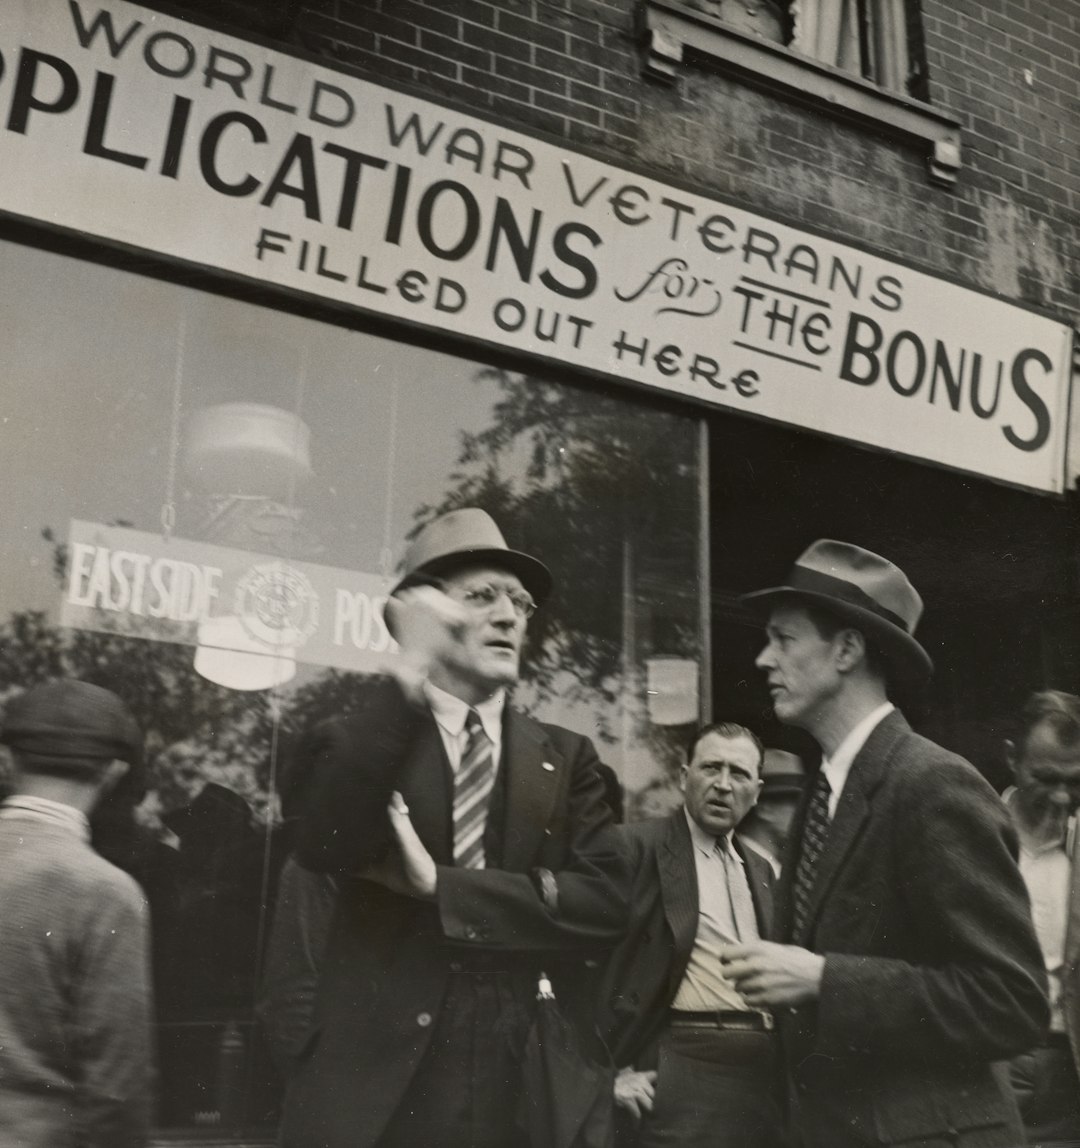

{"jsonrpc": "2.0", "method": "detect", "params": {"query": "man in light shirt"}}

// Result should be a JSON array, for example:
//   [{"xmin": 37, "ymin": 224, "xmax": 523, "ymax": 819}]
[
  {"xmin": 597, "ymin": 721, "xmax": 781, "ymax": 1148},
  {"xmin": 722, "ymin": 540, "xmax": 1048, "ymax": 1148},
  {"xmin": 1002, "ymin": 689, "xmax": 1080, "ymax": 1145}
]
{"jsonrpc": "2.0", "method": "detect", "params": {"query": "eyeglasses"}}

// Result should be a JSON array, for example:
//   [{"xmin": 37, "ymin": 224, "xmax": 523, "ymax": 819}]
[{"xmin": 457, "ymin": 583, "xmax": 537, "ymax": 619}]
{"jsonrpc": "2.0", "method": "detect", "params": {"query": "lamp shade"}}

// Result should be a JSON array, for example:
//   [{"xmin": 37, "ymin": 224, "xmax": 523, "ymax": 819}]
[{"xmin": 183, "ymin": 403, "xmax": 313, "ymax": 498}]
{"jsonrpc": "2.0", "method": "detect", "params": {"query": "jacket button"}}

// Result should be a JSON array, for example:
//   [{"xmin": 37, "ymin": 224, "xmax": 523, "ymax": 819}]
[
  {"xmin": 464, "ymin": 926, "xmax": 477, "ymax": 940},
  {"xmin": 449, "ymin": 961, "xmax": 463, "ymax": 972},
  {"xmin": 417, "ymin": 1012, "xmax": 432, "ymax": 1027}
]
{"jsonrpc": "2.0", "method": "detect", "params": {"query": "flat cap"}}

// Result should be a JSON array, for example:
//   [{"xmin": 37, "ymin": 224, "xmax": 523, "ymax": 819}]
[{"xmin": 1, "ymin": 680, "xmax": 143, "ymax": 769}]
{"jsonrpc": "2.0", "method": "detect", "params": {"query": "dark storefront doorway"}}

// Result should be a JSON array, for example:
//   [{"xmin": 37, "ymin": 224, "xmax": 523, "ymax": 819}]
[{"xmin": 708, "ymin": 411, "xmax": 1080, "ymax": 789}]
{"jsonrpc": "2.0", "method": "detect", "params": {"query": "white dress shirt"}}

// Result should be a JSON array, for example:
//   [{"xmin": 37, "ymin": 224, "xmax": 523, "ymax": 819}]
[
  {"xmin": 424, "ymin": 681, "xmax": 505, "ymax": 774},
  {"xmin": 1002, "ymin": 787, "xmax": 1071, "ymax": 1033},
  {"xmin": 672, "ymin": 811, "xmax": 760, "ymax": 1013},
  {"xmin": 821, "ymin": 702, "xmax": 894, "ymax": 819}
]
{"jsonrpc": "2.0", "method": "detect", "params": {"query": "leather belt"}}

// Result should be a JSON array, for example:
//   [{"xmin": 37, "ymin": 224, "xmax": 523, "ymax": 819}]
[{"xmin": 669, "ymin": 1008, "xmax": 775, "ymax": 1033}]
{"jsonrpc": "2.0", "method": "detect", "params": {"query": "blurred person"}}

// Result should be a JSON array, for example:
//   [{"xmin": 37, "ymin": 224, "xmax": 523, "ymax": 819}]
[
  {"xmin": 737, "ymin": 749, "xmax": 806, "ymax": 876},
  {"xmin": 280, "ymin": 508, "xmax": 627, "ymax": 1148},
  {"xmin": 598, "ymin": 721, "xmax": 783, "ymax": 1148},
  {"xmin": 0, "ymin": 679, "xmax": 153, "ymax": 1148},
  {"xmin": 1003, "ymin": 689, "xmax": 1080, "ymax": 1145},
  {"xmin": 722, "ymin": 540, "xmax": 1048, "ymax": 1148},
  {"xmin": 256, "ymin": 732, "xmax": 338, "ymax": 1078}
]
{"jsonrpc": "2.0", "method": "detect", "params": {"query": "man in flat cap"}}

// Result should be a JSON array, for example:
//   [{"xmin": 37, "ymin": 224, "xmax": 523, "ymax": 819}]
[
  {"xmin": 721, "ymin": 541, "xmax": 1048, "ymax": 1148},
  {"xmin": 279, "ymin": 508, "xmax": 626, "ymax": 1148},
  {"xmin": 0, "ymin": 679, "xmax": 153, "ymax": 1148}
]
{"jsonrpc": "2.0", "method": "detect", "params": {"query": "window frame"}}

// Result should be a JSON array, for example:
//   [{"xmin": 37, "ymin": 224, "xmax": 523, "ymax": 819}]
[{"xmin": 637, "ymin": 0, "xmax": 962, "ymax": 186}]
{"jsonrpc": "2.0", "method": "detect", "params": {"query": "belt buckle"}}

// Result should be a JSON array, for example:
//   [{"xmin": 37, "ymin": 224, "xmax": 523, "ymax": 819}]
[{"xmin": 759, "ymin": 1010, "xmax": 774, "ymax": 1032}]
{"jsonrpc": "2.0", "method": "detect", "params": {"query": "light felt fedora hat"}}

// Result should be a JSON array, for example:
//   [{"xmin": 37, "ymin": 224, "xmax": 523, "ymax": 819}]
[
  {"xmin": 390, "ymin": 508, "xmax": 553, "ymax": 606},
  {"xmin": 741, "ymin": 540, "xmax": 933, "ymax": 687}
]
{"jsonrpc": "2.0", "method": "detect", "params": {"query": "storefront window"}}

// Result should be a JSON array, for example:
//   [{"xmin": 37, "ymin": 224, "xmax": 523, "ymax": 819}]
[{"xmin": 0, "ymin": 239, "xmax": 705, "ymax": 1135}]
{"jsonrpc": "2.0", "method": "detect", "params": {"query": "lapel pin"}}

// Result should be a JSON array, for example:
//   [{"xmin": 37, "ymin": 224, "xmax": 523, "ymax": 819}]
[{"xmin": 542, "ymin": 761, "xmax": 555, "ymax": 772}]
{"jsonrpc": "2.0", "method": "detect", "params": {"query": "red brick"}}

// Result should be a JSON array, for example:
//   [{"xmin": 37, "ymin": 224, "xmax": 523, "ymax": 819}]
[
  {"xmin": 535, "ymin": 46, "xmax": 601, "ymax": 87},
  {"xmin": 419, "ymin": 28, "xmax": 491, "ymax": 71},
  {"xmin": 498, "ymin": 10, "xmax": 569, "ymax": 52},
  {"xmin": 377, "ymin": 37, "xmax": 458, "ymax": 79},
  {"xmin": 462, "ymin": 23, "xmax": 532, "ymax": 61},
  {"xmin": 461, "ymin": 66, "xmax": 532, "ymax": 104},
  {"xmin": 534, "ymin": 88, "xmax": 603, "ymax": 126},
  {"xmin": 494, "ymin": 55, "xmax": 569, "ymax": 94}
]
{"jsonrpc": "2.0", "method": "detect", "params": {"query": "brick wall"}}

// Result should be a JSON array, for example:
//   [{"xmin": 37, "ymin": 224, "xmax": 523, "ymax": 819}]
[
  {"xmin": 148, "ymin": 0, "xmax": 1080, "ymax": 323},
  {"xmin": 294, "ymin": 0, "xmax": 643, "ymax": 153}
]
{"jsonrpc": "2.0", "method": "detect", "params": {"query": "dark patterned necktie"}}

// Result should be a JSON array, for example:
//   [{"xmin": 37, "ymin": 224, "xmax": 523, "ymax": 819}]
[
  {"xmin": 791, "ymin": 770, "xmax": 832, "ymax": 937},
  {"xmin": 453, "ymin": 709, "xmax": 496, "ymax": 869}
]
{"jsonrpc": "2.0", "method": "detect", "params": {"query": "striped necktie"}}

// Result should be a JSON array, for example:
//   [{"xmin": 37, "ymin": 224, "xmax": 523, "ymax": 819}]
[
  {"xmin": 792, "ymin": 770, "xmax": 832, "ymax": 937},
  {"xmin": 453, "ymin": 709, "xmax": 496, "ymax": 869}
]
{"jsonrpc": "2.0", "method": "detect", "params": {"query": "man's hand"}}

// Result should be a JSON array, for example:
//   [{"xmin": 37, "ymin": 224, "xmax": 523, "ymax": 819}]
[
  {"xmin": 613, "ymin": 1067, "xmax": 657, "ymax": 1120},
  {"xmin": 720, "ymin": 940, "xmax": 825, "ymax": 1008},
  {"xmin": 384, "ymin": 585, "xmax": 468, "ymax": 699},
  {"xmin": 358, "ymin": 792, "xmax": 438, "ymax": 900}
]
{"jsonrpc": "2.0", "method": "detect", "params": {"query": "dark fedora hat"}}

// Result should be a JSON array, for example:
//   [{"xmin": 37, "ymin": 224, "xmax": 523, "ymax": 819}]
[
  {"xmin": 390, "ymin": 508, "xmax": 553, "ymax": 605},
  {"xmin": 741, "ymin": 540, "xmax": 933, "ymax": 687},
  {"xmin": 1, "ymin": 679, "xmax": 143, "ymax": 775}
]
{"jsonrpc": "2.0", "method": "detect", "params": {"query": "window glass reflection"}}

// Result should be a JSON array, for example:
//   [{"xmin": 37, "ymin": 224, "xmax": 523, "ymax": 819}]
[{"xmin": 0, "ymin": 240, "xmax": 702, "ymax": 1135}]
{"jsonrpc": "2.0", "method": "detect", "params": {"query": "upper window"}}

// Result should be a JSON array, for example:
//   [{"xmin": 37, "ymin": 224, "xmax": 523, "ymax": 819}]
[
  {"xmin": 639, "ymin": 0, "xmax": 958, "ymax": 184},
  {"xmin": 787, "ymin": 0, "xmax": 917, "ymax": 96}
]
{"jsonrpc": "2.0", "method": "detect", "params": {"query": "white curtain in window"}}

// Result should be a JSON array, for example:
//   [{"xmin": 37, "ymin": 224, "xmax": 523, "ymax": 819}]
[
  {"xmin": 870, "ymin": 0, "xmax": 909, "ymax": 92},
  {"xmin": 790, "ymin": 0, "xmax": 862, "ymax": 74},
  {"xmin": 790, "ymin": 0, "xmax": 909, "ymax": 91}
]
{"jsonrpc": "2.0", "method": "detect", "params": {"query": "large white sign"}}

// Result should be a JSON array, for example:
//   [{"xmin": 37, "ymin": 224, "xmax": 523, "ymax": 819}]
[{"xmin": 0, "ymin": 0, "xmax": 1073, "ymax": 491}]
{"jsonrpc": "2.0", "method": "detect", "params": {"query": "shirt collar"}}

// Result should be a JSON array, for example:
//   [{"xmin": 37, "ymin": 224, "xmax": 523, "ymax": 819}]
[
  {"xmin": 684, "ymin": 807, "xmax": 739, "ymax": 861},
  {"xmin": 821, "ymin": 701, "xmax": 894, "ymax": 800},
  {"xmin": 0, "ymin": 794, "xmax": 91, "ymax": 840},
  {"xmin": 424, "ymin": 680, "xmax": 505, "ymax": 743}
]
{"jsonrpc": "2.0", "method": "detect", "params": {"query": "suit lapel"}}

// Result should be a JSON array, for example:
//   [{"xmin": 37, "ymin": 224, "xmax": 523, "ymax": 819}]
[
  {"xmin": 659, "ymin": 812, "xmax": 699, "ymax": 993},
  {"xmin": 734, "ymin": 837, "xmax": 774, "ymax": 941},
  {"xmin": 794, "ymin": 710, "xmax": 909, "ymax": 945},
  {"xmin": 1065, "ymin": 817, "xmax": 1080, "ymax": 983},
  {"xmin": 500, "ymin": 709, "xmax": 561, "ymax": 871},
  {"xmin": 398, "ymin": 714, "xmax": 454, "ymax": 865}
]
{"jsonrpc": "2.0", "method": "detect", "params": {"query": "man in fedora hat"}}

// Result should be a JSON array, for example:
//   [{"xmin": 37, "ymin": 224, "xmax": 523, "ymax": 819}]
[
  {"xmin": 279, "ymin": 508, "xmax": 626, "ymax": 1148},
  {"xmin": 0, "ymin": 679, "xmax": 152, "ymax": 1148},
  {"xmin": 721, "ymin": 540, "xmax": 1047, "ymax": 1148},
  {"xmin": 737, "ymin": 748, "xmax": 806, "ymax": 877}
]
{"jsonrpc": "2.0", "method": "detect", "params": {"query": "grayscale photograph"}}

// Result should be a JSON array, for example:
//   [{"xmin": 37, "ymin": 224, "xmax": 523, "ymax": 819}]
[{"xmin": 0, "ymin": 0, "xmax": 1077, "ymax": 1146}]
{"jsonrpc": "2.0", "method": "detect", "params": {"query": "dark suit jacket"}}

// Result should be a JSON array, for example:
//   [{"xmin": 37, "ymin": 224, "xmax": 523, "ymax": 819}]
[
  {"xmin": 1063, "ymin": 817, "xmax": 1080, "ymax": 1079},
  {"xmin": 597, "ymin": 809, "xmax": 775, "ymax": 1070},
  {"xmin": 777, "ymin": 709, "xmax": 1048, "ymax": 1148},
  {"xmin": 279, "ymin": 677, "xmax": 627, "ymax": 1148}
]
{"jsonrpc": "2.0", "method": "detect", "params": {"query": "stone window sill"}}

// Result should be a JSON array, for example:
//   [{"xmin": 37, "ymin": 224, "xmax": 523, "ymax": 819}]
[{"xmin": 637, "ymin": 0, "xmax": 962, "ymax": 186}]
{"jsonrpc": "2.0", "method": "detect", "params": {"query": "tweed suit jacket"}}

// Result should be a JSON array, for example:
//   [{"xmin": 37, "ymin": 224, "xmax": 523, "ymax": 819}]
[
  {"xmin": 597, "ymin": 809, "xmax": 775, "ymax": 1070},
  {"xmin": 0, "ymin": 814, "xmax": 153, "ymax": 1148},
  {"xmin": 776, "ymin": 709, "xmax": 1048, "ymax": 1148},
  {"xmin": 279, "ymin": 677, "xmax": 627, "ymax": 1148}
]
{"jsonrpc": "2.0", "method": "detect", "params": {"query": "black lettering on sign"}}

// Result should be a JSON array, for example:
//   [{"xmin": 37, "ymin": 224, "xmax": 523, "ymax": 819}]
[
  {"xmin": 68, "ymin": 1, "xmax": 142, "ymax": 56},
  {"xmin": 1003, "ymin": 349, "xmax": 1053, "ymax": 453},
  {"xmin": 7, "ymin": 49, "xmax": 79, "ymax": 134}
]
